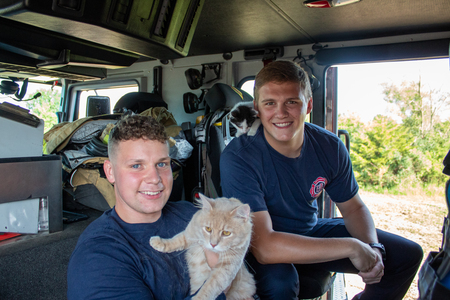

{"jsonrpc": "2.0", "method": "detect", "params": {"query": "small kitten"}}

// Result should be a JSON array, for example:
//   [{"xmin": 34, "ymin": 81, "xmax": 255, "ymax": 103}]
[
  {"xmin": 229, "ymin": 101, "xmax": 258, "ymax": 137},
  {"xmin": 150, "ymin": 194, "xmax": 255, "ymax": 300}
]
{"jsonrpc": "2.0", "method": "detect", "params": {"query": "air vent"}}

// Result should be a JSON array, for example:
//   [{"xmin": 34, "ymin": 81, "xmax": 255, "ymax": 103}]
[
  {"xmin": 112, "ymin": 0, "xmax": 133, "ymax": 24},
  {"xmin": 56, "ymin": 0, "xmax": 82, "ymax": 11},
  {"xmin": 244, "ymin": 47, "xmax": 284, "ymax": 61},
  {"xmin": 177, "ymin": 0, "xmax": 201, "ymax": 49},
  {"xmin": 153, "ymin": 0, "xmax": 176, "ymax": 38}
]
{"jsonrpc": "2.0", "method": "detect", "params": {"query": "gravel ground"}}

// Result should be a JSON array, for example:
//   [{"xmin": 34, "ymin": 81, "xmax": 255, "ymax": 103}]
[{"xmin": 344, "ymin": 190, "xmax": 448, "ymax": 300}]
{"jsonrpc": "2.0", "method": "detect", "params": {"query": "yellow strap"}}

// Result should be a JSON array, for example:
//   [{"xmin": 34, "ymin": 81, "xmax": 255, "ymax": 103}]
[
  {"xmin": 231, "ymin": 86, "xmax": 243, "ymax": 100},
  {"xmin": 42, "ymin": 139, "xmax": 48, "ymax": 154}
]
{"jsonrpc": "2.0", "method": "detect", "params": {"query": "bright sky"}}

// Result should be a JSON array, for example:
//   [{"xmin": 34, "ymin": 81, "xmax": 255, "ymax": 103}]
[{"xmin": 337, "ymin": 58, "xmax": 450, "ymax": 122}]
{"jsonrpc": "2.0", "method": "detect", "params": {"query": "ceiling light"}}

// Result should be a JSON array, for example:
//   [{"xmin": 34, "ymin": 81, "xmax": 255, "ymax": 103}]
[{"xmin": 303, "ymin": 0, "xmax": 361, "ymax": 8}]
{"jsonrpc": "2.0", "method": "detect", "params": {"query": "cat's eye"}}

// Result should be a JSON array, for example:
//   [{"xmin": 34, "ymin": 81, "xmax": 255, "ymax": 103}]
[
  {"xmin": 222, "ymin": 231, "xmax": 231, "ymax": 236},
  {"xmin": 205, "ymin": 226, "xmax": 212, "ymax": 232}
]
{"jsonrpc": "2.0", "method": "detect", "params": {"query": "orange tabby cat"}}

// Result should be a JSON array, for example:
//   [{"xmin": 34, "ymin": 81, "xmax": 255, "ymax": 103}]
[{"xmin": 150, "ymin": 194, "xmax": 255, "ymax": 300}]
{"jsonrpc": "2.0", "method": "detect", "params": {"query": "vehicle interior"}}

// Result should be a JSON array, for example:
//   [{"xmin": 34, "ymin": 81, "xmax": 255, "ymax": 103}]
[{"xmin": 1, "ymin": 0, "xmax": 450, "ymax": 299}]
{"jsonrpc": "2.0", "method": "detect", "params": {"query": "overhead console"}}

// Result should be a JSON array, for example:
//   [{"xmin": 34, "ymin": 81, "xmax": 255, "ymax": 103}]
[{"xmin": 0, "ymin": 0, "xmax": 205, "ymax": 80}]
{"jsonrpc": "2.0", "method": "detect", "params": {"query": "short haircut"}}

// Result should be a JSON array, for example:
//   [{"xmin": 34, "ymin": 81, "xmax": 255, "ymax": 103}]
[
  {"xmin": 108, "ymin": 114, "xmax": 169, "ymax": 161},
  {"xmin": 254, "ymin": 60, "xmax": 312, "ymax": 102}
]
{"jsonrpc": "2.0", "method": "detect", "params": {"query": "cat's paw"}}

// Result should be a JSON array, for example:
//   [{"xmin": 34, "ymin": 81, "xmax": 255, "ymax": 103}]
[{"xmin": 150, "ymin": 236, "xmax": 166, "ymax": 252}]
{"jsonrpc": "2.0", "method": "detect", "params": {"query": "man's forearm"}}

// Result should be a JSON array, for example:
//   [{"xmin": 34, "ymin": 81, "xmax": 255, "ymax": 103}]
[
  {"xmin": 252, "ymin": 230, "xmax": 363, "ymax": 265},
  {"xmin": 250, "ymin": 211, "xmax": 365, "ymax": 265},
  {"xmin": 336, "ymin": 194, "xmax": 379, "ymax": 244},
  {"xmin": 342, "ymin": 204, "xmax": 378, "ymax": 244}
]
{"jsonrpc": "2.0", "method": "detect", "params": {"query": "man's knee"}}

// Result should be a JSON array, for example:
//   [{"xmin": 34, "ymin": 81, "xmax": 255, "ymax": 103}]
[
  {"xmin": 380, "ymin": 230, "xmax": 424, "ymax": 274},
  {"xmin": 407, "ymin": 239, "xmax": 424, "ymax": 267}
]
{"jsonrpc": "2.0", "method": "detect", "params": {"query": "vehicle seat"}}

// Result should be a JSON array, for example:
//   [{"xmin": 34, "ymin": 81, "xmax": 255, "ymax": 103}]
[
  {"xmin": 196, "ymin": 83, "xmax": 252, "ymax": 198},
  {"xmin": 296, "ymin": 266, "xmax": 336, "ymax": 299},
  {"xmin": 113, "ymin": 91, "xmax": 167, "ymax": 113}
]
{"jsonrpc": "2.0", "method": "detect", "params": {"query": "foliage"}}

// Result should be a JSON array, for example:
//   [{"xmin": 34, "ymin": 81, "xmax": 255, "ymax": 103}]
[
  {"xmin": 25, "ymin": 88, "xmax": 61, "ymax": 132},
  {"xmin": 382, "ymin": 81, "xmax": 450, "ymax": 138},
  {"xmin": 339, "ymin": 79, "xmax": 450, "ymax": 193}
]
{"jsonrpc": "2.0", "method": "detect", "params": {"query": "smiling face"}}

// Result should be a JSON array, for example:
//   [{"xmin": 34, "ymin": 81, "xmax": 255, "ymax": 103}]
[
  {"xmin": 255, "ymin": 81, "xmax": 312, "ymax": 157},
  {"xmin": 104, "ymin": 138, "xmax": 173, "ymax": 223}
]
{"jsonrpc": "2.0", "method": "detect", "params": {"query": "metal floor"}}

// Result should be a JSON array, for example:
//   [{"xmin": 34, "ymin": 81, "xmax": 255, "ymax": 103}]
[{"xmin": 0, "ymin": 207, "xmax": 102, "ymax": 300}]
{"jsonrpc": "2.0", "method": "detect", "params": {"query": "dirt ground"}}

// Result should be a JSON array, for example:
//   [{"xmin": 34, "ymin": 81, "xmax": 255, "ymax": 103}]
[{"xmin": 344, "ymin": 190, "xmax": 448, "ymax": 300}]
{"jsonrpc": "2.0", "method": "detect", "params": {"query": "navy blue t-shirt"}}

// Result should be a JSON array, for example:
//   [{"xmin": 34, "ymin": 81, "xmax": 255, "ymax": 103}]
[
  {"xmin": 67, "ymin": 201, "xmax": 226, "ymax": 300},
  {"xmin": 220, "ymin": 123, "xmax": 358, "ymax": 234}
]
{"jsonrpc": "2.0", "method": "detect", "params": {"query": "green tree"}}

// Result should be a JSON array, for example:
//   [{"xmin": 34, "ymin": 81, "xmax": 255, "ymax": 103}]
[
  {"xmin": 382, "ymin": 80, "xmax": 450, "ymax": 138},
  {"xmin": 25, "ymin": 88, "xmax": 61, "ymax": 132},
  {"xmin": 340, "ymin": 80, "xmax": 450, "ymax": 193},
  {"xmin": 382, "ymin": 81, "xmax": 423, "ymax": 136},
  {"xmin": 382, "ymin": 80, "xmax": 450, "ymax": 185},
  {"xmin": 340, "ymin": 114, "xmax": 417, "ymax": 191}
]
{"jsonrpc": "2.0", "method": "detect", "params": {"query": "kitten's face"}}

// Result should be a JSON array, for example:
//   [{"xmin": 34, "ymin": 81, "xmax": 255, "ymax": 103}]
[
  {"xmin": 230, "ymin": 118, "xmax": 249, "ymax": 134},
  {"xmin": 195, "ymin": 195, "xmax": 252, "ymax": 253},
  {"xmin": 229, "ymin": 104, "xmax": 258, "ymax": 136}
]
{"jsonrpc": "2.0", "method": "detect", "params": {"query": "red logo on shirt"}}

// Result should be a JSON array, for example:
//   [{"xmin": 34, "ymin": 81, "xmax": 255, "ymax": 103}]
[{"xmin": 310, "ymin": 177, "xmax": 327, "ymax": 198}]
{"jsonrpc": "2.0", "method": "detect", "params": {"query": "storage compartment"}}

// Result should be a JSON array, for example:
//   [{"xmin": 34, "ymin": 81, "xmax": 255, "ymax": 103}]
[
  {"xmin": 0, "ymin": 156, "xmax": 63, "ymax": 233},
  {"xmin": 0, "ymin": 102, "xmax": 44, "ymax": 159}
]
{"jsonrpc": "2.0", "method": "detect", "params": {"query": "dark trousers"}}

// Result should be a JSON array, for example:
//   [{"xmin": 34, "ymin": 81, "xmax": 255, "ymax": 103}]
[{"xmin": 247, "ymin": 218, "xmax": 423, "ymax": 300}]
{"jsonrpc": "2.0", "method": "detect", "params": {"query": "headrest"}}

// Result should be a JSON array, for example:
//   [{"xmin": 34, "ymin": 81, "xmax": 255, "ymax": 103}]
[
  {"xmin": 113, "ymin": 92, "xmax": 167, "ymax": 113},
  {"xmin": 204, "ymin": 83, "xmax": 253, "ymax": 112}
]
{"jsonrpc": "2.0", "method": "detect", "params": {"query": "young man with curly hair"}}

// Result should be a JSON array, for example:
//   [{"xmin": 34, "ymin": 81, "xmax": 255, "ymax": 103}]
[{"xmin": 68, "ymin": 114, "xmax": 225, "ymax": 300}]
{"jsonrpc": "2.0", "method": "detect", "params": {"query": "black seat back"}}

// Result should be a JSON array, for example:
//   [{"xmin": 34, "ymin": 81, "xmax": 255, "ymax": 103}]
[
  {"xmin": 113, "ymin": 92, "xmax": 167, "ymax": 113},
  {"xmin": 194, "ymin": 83, "xmax": 252, "ymax": 198}
]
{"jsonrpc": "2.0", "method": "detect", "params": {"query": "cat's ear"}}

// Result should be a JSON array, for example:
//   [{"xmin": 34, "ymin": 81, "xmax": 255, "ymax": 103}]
[
  {"xmin": 232, "ymin": 204, "xmax": 251, "ymax": 221},
  {"xmin": 251, "ymin": 107, "xmax": 258, "ymax": 118},
  {"xmin": 253, "ymin": 100, "xmax": 258, "ymax": 112},
  {"xmin": 198, "ymin": 193, "xmax": 213, "ymax": 211}
]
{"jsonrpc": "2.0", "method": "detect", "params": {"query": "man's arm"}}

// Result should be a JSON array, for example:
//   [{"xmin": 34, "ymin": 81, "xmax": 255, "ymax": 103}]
[
  {"xmin": 250, "ymin": 210, "xmax": 377, "ymax": 273},
  {"xmin": 68, "ymin": 237, "xmax": 210, "ymax": 300},
  {"xmin": 336, "ymin": 193, "xmax": 378, "ymax": 244},
  {"xmin": 68, "ymin": 240, "xmax": 155, "ymax": 300},
  {"xmin": 336, "ymin": 193, "xmax": 385, "ymax": 284}
]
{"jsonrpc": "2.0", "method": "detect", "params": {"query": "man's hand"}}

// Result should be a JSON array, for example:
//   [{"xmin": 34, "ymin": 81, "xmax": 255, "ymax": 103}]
[
  {"xmin": 203, "ymin": 246, "xmax": 220, "ymax": 268},
  {"xmin": 348, "ymin": 241, "xmax": 378, "ymax": 274},
  {"xmin": 202, "ymin": 247, "xmax": 232, "ymax": 294},
  {"xmin": 358, "ymin": 249, "xmax": 385, "ymax": 284},
  {"xmin": 348, "ymin": 241, "xmax": 384, "ymax": 284}
]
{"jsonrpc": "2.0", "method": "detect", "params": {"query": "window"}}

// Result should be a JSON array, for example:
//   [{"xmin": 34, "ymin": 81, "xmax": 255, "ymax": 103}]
[
  {"xmin": 238, "ymin": 77, "xmax": 255, "ymax": 98},
  {"xmin": 0, "ymin": 81, "xmax": 62, "ymax": 132},
  {"xmin": 77, "ymin": 85, "xmax": 138, "ymax": 119}
]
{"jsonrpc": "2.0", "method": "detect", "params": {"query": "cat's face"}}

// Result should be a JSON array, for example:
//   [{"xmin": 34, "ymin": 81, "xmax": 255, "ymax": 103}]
[
  {"xmin": 230, "ymin": 118, "xmax": 249, "ymax": 134},
  {"xmin": 229, "ymin": 104, "xmax": 258, "ymax": 136},
  {"xmin": 195, "ymin": 195, "xmax": 252, "ymax": 253}
]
